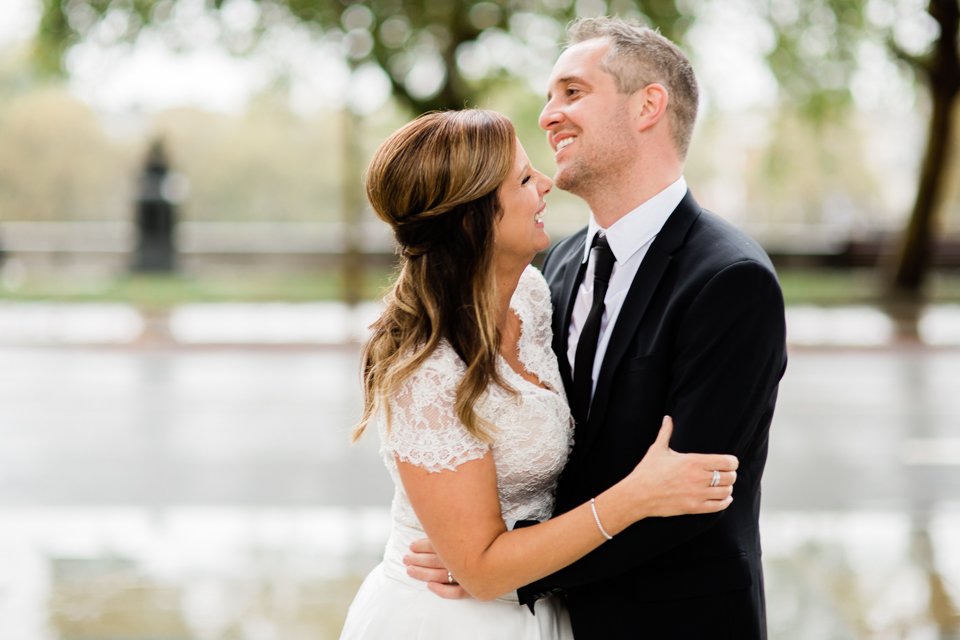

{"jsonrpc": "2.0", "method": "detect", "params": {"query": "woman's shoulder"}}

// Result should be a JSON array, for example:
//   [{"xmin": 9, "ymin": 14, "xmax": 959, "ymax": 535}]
[
  {"xmin": 399, "ymin": 340, "xmax": 465, "ymax": 390},
  {"xmin": 382, "ymin": 341, "xmax": 488, "ymax": 472},
  {"xmin": 519, "ymin": 262, "xmax": 549, "ymax": 287},
  {"xmin": 419, "ymin": 339, "xmax": 463, "ymax": 370},
  {"xmin": 513, "ymin": 264, "xmax": 553, "ymax": 324},
  {"xmin": 515, "ymin": 264, "xmax": 551, "ymax": 305}
]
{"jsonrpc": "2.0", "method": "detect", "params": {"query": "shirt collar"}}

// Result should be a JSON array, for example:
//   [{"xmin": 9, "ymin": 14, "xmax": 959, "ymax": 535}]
[{"xmin": 581, "ymin": 176, "xmax": 687, "ymax": 264}]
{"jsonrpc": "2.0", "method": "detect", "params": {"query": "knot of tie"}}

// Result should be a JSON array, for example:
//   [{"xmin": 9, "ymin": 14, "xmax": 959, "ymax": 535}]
[{"xmin": 590, "ymin": 233, "xmax": 615, "ymax": 290}]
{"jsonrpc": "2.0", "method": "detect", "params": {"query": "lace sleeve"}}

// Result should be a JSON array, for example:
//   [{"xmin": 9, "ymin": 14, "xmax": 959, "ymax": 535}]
[
  {"xmin": 380, "ymin": 345, "xmax": 490, "ymax": 473},
  {"xmin": 514, "ymin": 266, "xmax": 559, "ymax": 383},
  {"xmin": 517, "ymin": 265, "xmax": 554, "ymax": 342}
]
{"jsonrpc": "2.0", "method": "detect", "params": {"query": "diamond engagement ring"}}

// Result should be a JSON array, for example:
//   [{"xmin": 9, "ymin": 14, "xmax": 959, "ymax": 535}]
[
  {"xmin": 447, "ymin": 571, "xmax": 454, "ymax": 584},
  {"xmin": 710, "ymin": 470, "xmax": 720, "ymax": 488}
]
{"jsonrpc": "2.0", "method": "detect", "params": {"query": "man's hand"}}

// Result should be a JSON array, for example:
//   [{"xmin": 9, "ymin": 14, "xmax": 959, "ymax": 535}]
[{"xmin": 404, "ymin": 538, "xmax": 471, "ymax": 599}]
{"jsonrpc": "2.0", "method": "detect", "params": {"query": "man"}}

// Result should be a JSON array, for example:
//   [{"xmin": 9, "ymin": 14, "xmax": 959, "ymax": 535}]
[{"xmin": 410, "ymin": 17, "xmax": 787, "ymax": 638}]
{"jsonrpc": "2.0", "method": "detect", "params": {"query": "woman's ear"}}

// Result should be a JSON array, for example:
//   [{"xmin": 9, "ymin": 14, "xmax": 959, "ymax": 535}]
[{"xmin": 631, "ymin": 83, "xmax": 669, "ymax": 132}]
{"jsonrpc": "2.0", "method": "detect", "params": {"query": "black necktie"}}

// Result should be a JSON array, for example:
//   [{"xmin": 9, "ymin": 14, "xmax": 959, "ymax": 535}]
[{"xmin": 572, "ymin": 233, "xmax": 615, "ymax": 424}]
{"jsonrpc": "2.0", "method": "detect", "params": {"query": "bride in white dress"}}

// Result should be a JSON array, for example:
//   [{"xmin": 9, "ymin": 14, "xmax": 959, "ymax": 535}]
[{"xmin": 340, "ymin": 110, "xmax": 738, "ymax": 639}]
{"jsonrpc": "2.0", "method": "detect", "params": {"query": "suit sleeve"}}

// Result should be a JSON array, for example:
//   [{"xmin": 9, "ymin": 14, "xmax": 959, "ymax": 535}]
[{"xmin": 518, "ymin": 259, "xmax": 787, "ymax": 599}]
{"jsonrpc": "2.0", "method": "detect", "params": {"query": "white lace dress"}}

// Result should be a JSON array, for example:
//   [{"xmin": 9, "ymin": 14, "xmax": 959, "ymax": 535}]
[{"xmin": 340, "ymin": 266, "xmax": 575, "ymax": 639}]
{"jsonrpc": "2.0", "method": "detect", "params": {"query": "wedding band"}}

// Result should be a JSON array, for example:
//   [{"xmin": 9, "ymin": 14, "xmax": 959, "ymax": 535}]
[
  {"xmin": 710, "ymin": 470, "xmax": 720, "ymax": 487},
  {"xmin": 447, "ymin": 570, "xmax": 454, "ymax": 584}
]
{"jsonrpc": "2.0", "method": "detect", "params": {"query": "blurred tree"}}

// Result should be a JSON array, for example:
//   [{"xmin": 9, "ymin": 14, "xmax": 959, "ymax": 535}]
[
  {"xmin": 0, "ymin": 88, "xmax": 129, "ymax": 221},
  {"xmin": 32, "ymin": 0, "xmax": 958, "ymax": 296},
  {"xmin": 744, "ymin": 108, "xmax": 884, "ymax": 232},
  {"xmin": 33, "ymin": 0, "xmax": 692, "ymax": 304},
  {"xmin": 150, "ymin": 103, "xmax": 346, "ymax": 222},
  {"xmin": 888, "ymin": 0, "xmax": 960, "ymax": 296},
  {"xmin": 755, "ymin": 0, "xmax": 960, "ymax": 297},
  {"xmin": 33, "ymin": 0, "xmax": 693, "ymax": 114}
]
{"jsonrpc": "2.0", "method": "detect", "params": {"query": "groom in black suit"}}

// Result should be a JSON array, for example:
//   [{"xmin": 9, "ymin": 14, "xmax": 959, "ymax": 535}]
[{"xmin": 513, "ymin": 18, "xmax": 787, "ymax": 639}]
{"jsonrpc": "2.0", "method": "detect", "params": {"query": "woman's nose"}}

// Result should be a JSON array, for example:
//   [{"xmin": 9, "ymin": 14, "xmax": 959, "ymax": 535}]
[{"xmin": 540, "ymin": 174, "xmax": 553, "ymax": 195}]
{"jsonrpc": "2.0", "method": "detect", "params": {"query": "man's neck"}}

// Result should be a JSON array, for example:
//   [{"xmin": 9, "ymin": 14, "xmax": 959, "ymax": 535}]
[{"xmin": 586, "ymin": 170, "xmax": 682, "ymax": 228}]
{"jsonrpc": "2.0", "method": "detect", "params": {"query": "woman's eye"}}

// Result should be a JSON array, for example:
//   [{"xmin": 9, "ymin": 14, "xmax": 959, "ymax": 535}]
[{"xmin": 521, "ymin": 175, "xmax": 532, "ymax": 185}]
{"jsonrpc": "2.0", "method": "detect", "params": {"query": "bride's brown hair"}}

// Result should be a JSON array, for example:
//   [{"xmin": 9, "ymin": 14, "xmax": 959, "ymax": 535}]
[{"xmin": 353, "ymin": 109, "xmax": 516, "ymax": 442}]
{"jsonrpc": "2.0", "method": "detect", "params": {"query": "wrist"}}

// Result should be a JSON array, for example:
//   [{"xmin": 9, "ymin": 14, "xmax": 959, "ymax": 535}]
[
  {"xmin": 589, "ymin": 498, "xmax": 613, "ymax": 540},
  {"xmin": 594, "ymin": 482, "xmax": 641, "ymax": 537}
]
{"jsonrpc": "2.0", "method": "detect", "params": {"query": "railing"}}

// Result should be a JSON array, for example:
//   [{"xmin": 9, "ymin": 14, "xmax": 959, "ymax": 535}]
[{"xmin": 2, "ymin": 220, "xmax": 959, "ymax": 268}]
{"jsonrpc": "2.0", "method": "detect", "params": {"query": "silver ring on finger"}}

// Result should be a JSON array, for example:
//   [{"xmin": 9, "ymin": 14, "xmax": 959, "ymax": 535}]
[
  {"xmin": 710, "ymin": 470, "xmax": 720, "ymax": 488},
  {"xmin": 447, "ymin": 570, "xmax": 455, "ymax": 584}
]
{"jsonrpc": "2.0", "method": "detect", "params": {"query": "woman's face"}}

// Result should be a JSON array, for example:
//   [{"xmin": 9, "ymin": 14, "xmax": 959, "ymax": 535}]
[{"xmin": 494, "ymin": 139, "xmax": 553, "ymax": 269}]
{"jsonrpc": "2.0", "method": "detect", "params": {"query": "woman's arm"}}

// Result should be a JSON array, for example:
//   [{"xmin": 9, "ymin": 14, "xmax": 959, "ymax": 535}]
[{"xmin": 397, "ymin": 416, "xmax": 736, "ymax": 601}]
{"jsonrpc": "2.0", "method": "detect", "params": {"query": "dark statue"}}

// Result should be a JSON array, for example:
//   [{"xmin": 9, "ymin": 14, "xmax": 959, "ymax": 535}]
[{"xmin": 131, "ymin": 140, "xmax": 177, "ymax": 273}]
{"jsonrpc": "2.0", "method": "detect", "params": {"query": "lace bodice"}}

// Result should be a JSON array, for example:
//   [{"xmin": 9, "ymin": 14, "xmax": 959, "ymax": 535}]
[{"xmin": 378, "ymin": 265, "xmax": 574, "ymax": 527}]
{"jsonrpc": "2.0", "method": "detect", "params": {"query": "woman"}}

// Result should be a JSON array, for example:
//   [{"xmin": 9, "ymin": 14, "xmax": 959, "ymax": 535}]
[{"xmin": 340, "ymin": 110, "xmax": 737, "ymax": 639}]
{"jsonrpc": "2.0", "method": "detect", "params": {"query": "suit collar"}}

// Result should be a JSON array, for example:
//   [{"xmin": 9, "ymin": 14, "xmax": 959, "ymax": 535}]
[{"xmin": 580, "ymin": 176, "xmax": 687, "ymax": 265}]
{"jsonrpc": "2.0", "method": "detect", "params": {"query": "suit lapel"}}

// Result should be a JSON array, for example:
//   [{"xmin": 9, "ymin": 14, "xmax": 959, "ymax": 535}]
[
  {"xmin": 552, "ymin": 232, "xmax": 587, "ymax": 393},
  {"xmin": 569, "ymin": 192, "xmax": 702, "ymax": 466}
]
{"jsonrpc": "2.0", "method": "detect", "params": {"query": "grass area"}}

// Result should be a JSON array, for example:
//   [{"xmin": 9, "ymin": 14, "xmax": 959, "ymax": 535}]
[
  {"xmin": 1, "ymin": 266, "xmax": 959, "ymax": 308},
  {"xmin": 777, "ymin": 268, "xmax": 960, "ymax": 306},
  {"xmin": 0, "ymin": 268, "xmax": 396, "ymax": 310}
]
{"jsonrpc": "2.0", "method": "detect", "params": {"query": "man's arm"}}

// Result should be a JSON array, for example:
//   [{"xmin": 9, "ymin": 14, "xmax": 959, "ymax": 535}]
[{"xmin": 518, "ymin": 259, "xmax": 787, "ymax": 598}]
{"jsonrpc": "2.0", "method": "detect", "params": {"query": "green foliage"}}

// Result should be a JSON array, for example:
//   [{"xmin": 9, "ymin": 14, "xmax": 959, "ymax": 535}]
[
  {"xmin": 760, "ymin": 0, "xmax": 872, "ymax": 122},
  {"xmin": 778, "ymin": 267, "xmax": 960, "ymax": 305},
  {"xmin": 0, "ymin": 87, "xmax": 132, "ymax": 221},
  {"xmin": 0, "ymin": 267, "xmax": 395, "ymax": 306},
  {"xmin": 35, "ymin": 0, "xmax": 701, "ymax": 115},
  {"xmin": 749, "ymin": 108, "xmax": 884, "ymax": 226},
  {"xmin": 5, "ymin": 265, "xmax": 960, "ymax": 307},
  {"xmin": 150, "ymin": 103, "xmax": 349, "ymax": 221}
]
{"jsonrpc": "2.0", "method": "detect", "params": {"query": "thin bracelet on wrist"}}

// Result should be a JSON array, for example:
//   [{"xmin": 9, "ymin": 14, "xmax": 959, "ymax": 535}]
[{"xmin": 590, "ymin": 497, "xmax": 614, "ymax": 541}]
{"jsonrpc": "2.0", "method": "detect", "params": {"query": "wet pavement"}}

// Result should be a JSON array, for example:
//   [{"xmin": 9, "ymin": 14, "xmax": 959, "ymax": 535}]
[
  {"xmin": 1, "ymin": 345, "xmax": 958, "ymax": 512},
  {"xmin": 0, "ymin": 306, "xmax": 958, "ymax": 638}
]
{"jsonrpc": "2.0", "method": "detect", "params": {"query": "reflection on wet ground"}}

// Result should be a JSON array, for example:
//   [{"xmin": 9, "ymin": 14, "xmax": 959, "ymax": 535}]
[
  {"xmin": 1, "ymin": 302, "xmax": 959, "ymax": 347},
  {"xmin": 0, "ymin": 508, "xmax": 957, "ymax": 639},
  {"xmin": 0, "ymin": 343, "xmax": 958, "ymax": 638}
]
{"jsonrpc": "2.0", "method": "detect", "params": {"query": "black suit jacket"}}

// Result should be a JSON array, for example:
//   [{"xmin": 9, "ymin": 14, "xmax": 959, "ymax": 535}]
[{"xmin": 518, "ymin": 192, "xmax": 787, "ymax": 639}]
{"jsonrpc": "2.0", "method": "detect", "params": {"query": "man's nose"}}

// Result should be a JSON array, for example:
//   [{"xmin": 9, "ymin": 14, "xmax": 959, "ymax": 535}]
[{"xmin": 538, "ymin": 102, "xmax": 561, "ymax": 131}]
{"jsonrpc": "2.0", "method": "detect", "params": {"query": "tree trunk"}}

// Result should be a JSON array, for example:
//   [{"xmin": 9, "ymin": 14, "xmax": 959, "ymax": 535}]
[{"xmin": 892, "ymin": 0, "xmax": 960, "ymax": 296}]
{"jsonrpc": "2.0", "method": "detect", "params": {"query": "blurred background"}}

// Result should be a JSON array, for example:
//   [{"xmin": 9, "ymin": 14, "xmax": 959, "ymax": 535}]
[{"xmin": 0, "ymin": 0, "xmax": 958, "ymax": 638}]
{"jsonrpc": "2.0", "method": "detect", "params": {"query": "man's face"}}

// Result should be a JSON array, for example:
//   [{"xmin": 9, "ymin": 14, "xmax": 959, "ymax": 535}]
[{"xmin": 539, "ymin": 38, "xmax": 636, "ymax": 196}]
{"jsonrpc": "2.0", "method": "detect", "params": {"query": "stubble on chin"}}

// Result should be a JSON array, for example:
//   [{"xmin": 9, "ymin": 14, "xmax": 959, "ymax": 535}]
[
  {"xmin": 554, "ymin": 159, "xmax": 582, "ymax": 194},
  {"xmin": 554, "ymin": 170, "xmax": 574, "ymax": 193},
  {"xmin": 554, "ymin": 160, "xmax": 593, "ymax": 197}
]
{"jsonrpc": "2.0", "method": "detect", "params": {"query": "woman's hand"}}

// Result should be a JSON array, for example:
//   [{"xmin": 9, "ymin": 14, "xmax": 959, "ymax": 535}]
[
  {"xmin": 622, "ymin": 416, "xmax": 738, "ymax": 520},
  {"xmin": 404, "ymin": 538, "xmax": 471, "ymax": 600}
]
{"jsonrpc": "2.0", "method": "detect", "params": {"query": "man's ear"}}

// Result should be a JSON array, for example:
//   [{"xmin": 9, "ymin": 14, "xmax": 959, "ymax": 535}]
[{"xmin": 631, "ymin": 83, "xmax": 669, "ymax": 132}]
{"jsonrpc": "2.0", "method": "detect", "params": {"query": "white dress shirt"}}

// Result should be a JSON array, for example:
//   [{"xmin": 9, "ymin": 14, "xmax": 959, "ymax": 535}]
[{"xmin": 566, "ymin": 177, "xmax": 687, "ymax": 397}]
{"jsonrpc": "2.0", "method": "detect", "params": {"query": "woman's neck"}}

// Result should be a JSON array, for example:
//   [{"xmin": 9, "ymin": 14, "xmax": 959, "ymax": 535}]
[{"xmin": 494, "ymin": 259, "xmax": 526, "ymax": 329}]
